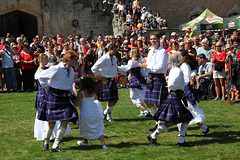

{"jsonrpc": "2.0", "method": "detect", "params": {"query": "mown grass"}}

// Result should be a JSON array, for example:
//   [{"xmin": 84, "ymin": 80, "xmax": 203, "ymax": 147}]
[{"xmin": 0, "ymin": 89, "xmax": 240, "ymax": 160}]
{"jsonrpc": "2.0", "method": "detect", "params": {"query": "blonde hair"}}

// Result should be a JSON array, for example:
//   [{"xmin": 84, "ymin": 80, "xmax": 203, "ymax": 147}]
[{"xmin": 131, "ymin": 48, "xmax": 140, "ymax": 59}]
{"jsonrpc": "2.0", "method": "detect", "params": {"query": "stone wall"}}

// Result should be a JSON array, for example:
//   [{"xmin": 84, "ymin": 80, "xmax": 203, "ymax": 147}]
[
  {"xmin": 0, "ymin": 0, "xmax": 239, "ymax": 40},
  {"xmin": 0, "ymin": 0, "xmax": 113, "ymax": 39}
]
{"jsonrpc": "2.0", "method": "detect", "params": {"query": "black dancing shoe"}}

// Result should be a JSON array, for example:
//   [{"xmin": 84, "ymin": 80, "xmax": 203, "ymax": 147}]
[
  {"xmin": 202, "ymin": 127, "xmax": 210, "ymax": 136},
  {"xmin": 42, "ymin": 144, "xmax": 49, "ymax": 152},
  {"xmin": 148, "ymin": 124, "xmax": 158, "ymax": 132},
  {"xmin": 147, "ymin": 135, "xmax": 159, "ymax": 146},
  {"xmin": 51, "ymin": 146, "xmax": 65, "ymax": 152},
  {"xmin": 177, "ymin": 141, "xmax": 191, "ymax": 147}
]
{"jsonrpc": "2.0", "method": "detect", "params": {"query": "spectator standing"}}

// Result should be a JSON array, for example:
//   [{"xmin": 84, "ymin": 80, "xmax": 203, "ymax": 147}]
[
  {"xmin": 0, "ymin": 41, "xmax": 18, "ymax": 92},
  {"xmin": 212, "ymin": 42, "xmax": 226, "ymax": 101},
  {"xmin": 20, "ymin": 45, "xmax": 36, "ymax": 91}
]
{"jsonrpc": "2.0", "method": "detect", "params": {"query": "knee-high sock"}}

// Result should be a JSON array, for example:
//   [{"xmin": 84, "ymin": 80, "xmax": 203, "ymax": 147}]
[
  {"xmin": 178, "ymin": 123, "xmax": 188, "ymax": 143},
  {"xmin": 52, "ymin": 126, "xmax": 66, "ymax": 149},
  {"xmin": 104, "ymin": 105, "xmax": 114, "ymax": 114},
  {"xmin": 149, "ymin": 107, "xmax": 157, "ymax": 115},
  {"xmin": 177, "ymin": 123, "xmax": 182, "ymax": 132},
  {"xmin": 200, "ymin": 123, "xmax": 208, "ymax": 132},
  {"xmin": 150, "ymin": 123, "xmax": 167, "ymax": 139},
  {"xmin": 44, "ymin": 128, "xmax": 53, "ymax": 145}
]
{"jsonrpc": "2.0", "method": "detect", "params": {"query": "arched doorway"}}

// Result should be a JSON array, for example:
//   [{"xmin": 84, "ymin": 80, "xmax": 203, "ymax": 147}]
[{"xmin": 0, "ymin": 10, "xmax": 37, "ymax": 40}]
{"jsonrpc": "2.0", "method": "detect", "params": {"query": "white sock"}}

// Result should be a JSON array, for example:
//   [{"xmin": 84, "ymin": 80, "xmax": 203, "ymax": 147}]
[
  {"xmin": 149, "ymin": 107, "xmax": 157, "ymax": 115},
  {"xmin": 143, "ymin": 110, "xmax": 149, "ymax": 114},
  {"xmin": 178, "ymin": 123, "xmax": 188, "ymax": 143},
  {"xmin": 52, "ymin": 126, "xmax": 66, "ymax": 149},
  {"xmin": 44, "ymin": 128, "xmax": 53, "ymax": 145},
  {"xmin": 151, "ymin": 123, "xmax": 167, "ymax": 139},
  {"xmin": 104, "ymin": 105, "xmax": 114, "ymax": 114},
  {"xmin": 200, "ymin": 124, "xmax": 208, "ymax": 132},
  {"xmin": 177, "ymin": 123, "xmax": 182, "ymax": 132}
]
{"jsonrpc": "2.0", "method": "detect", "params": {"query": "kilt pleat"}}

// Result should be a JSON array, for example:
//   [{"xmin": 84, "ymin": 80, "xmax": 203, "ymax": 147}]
[
  {"xmin": 35, "ymin": 80, "xmax": 47, "ymax": 120},
  {"xmin": 43, "ymin": 92, "xmax": 78, "ymax": 122},
  {"xmin": 98, "ymin": 83, "xmax": 118, "ymax": 102}
]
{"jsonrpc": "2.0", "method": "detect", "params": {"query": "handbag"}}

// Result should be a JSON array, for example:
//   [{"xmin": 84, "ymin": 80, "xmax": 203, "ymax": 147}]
[
  {"xmin": 214, "ymin": 63, "xmax": 223, "ymax": 71},
  {"xmin": 214, "ymin": 52, "xmax": 223, "ymax": 71}
]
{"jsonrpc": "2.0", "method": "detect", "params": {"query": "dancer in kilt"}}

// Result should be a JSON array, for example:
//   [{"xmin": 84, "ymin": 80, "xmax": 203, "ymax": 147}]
[
  {"xmin": 34, "ymin": 53, "xmax": 72, "ymax": 141},
  {"xmin": 91, "ymin": 43, "xmax": 118, "ymax": 122},
  {"xmin": 177, "ymin": 50, "xmax": 209, "ymax": 136},
  {"xmin": 148, "ymin": 52, "xmax": 193, "ymax": 147},
  {"xmin": 38, "ymin": 51, "xmax": 78, "ymax": 152},
  {"xmin": 139, "ymin": 32, "xmax": 168, "ymax": 130},
  {"xmin": 118, "ymin": 48, "xmax": 150, "ymax": 117}
]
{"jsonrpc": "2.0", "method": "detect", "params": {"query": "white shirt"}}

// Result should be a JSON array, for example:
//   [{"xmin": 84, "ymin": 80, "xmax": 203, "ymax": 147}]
[
  {"xmin": 38, "ymin": 62, "xmax": 74, "ymax": 91},
  {"xmin": 141, "ymin": 11, "xmax": 149, "ymax": 21},
  {"xmin": 117, "ymin": 4, "xmax": 125, "ymax": 12},
  {"xmin": 91, "ymin": 53, "xmax": 118, "ymax": 78},
  {"xmin": 147, "ymin": 45, "xmax": 168, "ymax": 74},
  {"xmin": 0, "ymin": 49, "xmax": 14, "ymax": 68},
  {"xmin": 180, "ymin": 63, "xmax": 191, "ymax": 86},
  {"xmin": 118, "ymin": 60, "xmax": 148, "ymax": 77},
  {"xmin": 168, "ymin": 67, "xmax": 185, "ymax": 91},
  {"xmin": 34, "ymin": 70, "xmax": 43, "ymax": 80}
]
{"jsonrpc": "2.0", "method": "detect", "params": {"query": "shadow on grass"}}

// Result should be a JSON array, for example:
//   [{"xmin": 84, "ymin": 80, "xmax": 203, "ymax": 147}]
[
  {"xmin": 188, "ymin": 130, "xmax": 240, "ymax": 146},
  {"xmin": 167, "ymin": 124, "xmax": 232, "ymax": 133},
  {"xmin": 113, "ymin": 117, "xmax": 152, "ymax": 122},
  {"xmin": 66, "ymin": 141, "xmax": 150, "ymax": 150}
]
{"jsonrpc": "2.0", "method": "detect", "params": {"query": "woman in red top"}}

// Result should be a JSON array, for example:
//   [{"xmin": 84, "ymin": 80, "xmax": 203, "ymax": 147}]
[
  {"xmin": 212, "ymin": 42, "xmax": 226, "ymax": 101},
  {"xmin": 20, "ymin": 45, "xmax": 36, "ymax": 91}
]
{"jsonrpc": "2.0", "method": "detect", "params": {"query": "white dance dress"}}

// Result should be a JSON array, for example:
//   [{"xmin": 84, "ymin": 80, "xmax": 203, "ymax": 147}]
[{"xmin": 79, "ymin": 91, "xmax": 105, "ymax": 140}]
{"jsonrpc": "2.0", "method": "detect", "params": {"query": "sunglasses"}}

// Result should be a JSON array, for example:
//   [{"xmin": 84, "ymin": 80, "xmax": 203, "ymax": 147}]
[{"xmin": 216, "ymin": 46, "xmax": 221, "ymax": 47}]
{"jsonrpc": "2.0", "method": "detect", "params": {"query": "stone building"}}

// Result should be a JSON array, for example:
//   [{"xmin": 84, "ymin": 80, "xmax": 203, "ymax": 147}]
[
  {"xmin": 0, "ymin": 0, "xmax": 113, "ymax": 40},
  {"xmin": 0, "ymin": 0, "xmax": 239, "ymax": 40}
]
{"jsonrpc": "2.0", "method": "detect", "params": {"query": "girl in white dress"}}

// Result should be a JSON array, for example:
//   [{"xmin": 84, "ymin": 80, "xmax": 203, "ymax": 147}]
[
  {"xmin": 75, "ymin": 76, "xmax": 107, "ymax": 149},
  {"xmin": 34, "ymin": 53, "xmax": 72, "ymax": 142}
]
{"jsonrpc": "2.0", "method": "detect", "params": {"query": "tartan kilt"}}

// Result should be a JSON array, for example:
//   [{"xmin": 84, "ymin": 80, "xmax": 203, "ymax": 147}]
[
  {"xmin": 144, "ymin": 76, "xmax": 168, "ymax": 105},
  {"xmin": 98, "ymin": 83, "xmax": 118, "ymax": 102},
  {"xmin": 43, "ymin": 92, "xmax": 78, "ymax": 122},
  {"xmin": 153, "ymin": 93, "xmax": 194, "ymax": 124},
  {"xmin": 184, "ymin": 84, "xmax": 199, "ymax": 106},
  {"xmin": 35, "ymin": 81, "xmax": 47, "ymax": 120}
]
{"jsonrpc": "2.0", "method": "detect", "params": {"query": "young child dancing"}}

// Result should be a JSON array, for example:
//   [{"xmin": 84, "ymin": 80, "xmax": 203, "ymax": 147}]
[
  {"xmin": 118, "ymin": 48, "xmax": 150, "ymax": 117},
  {"xmin": 75, "ymin": 76, "xmax": 107, "ymax": 149}
]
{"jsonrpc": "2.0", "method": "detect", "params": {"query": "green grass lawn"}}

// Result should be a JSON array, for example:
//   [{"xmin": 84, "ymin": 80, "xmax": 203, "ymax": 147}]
[{"xmin": 0, "ymin": 89, "xmax": 240, "ymax": 160}]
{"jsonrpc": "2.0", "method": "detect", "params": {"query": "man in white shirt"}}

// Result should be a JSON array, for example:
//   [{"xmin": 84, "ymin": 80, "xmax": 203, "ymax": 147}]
[
  {"xmin": 139, "ymin": 32, "xmax": 168, "ymax": 130},
  {"xmin": 39, "ymin": 51, "xmax": 78, "ymax": 152},
  {"xmin": 91, "ymin": 43, "xmax": 118, "ymax": 122}
]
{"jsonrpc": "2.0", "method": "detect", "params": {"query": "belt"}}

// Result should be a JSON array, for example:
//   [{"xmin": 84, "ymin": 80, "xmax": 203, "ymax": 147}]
[
  {"xmin": 148, "ymin": 73, "xmax": 164, "ymax": 79},
  {"xmin": 170, "ymin": 90, "xmax": 184, "ymax": 97},
  {"xmin": 49, "ymin": 87, "xmax": 69, "ymax": 96}
]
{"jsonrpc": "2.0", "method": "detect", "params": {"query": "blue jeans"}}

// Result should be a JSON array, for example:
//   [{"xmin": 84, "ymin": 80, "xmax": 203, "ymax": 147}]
[{"xmin": 2, "ymin": 67, "xmax": 17, "ymax": 90}]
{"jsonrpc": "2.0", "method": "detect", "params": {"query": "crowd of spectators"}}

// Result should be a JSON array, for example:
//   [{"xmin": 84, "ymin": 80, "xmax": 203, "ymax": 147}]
[
  {"xmin": 0, "ymin": 21, "xmax": 239, "ymax": 103},
  {"xmin": 106, "ymin": 0, "xmax": 168, "ymax": 38}
]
